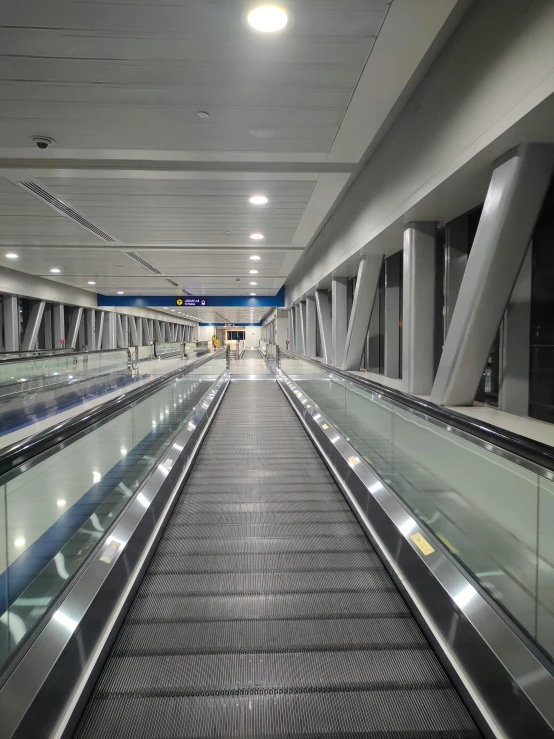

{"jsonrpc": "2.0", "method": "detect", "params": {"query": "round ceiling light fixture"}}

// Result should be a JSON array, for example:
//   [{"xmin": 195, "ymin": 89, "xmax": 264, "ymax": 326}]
[
  {"xmin": 250, "ymin": 232, "xmax": 264, "ymax": 240},
  {"xmin": 249, "ymin": 194, "xmax": 269, "ymax": 205},
  {"xmin": 250, "ymin": 281, "xmax": 257, "ymax": 286},
  {"xmin": 249, "ymin": 127, "xmax": 275, "ymax": 139},
  {"xmin": 250, "ymin": 255, "xmax": 261, "ymax": 261},
  {"xmin": 117, "ymin": 291, "xmax": 124, "ymax": 295},
  {"xmin": 250, "ymin": 293, "xmax": 257, "ymax": 296},
  {"xmin": 87, "ymin": 281, "xmax": 96, "ymax": 285},
  {"xmin": 5, "ymin": 252, "xmax": 18, "ymax": 259},
  {"xmin": 249, "ymin": 269, "xmax": 258, "ymax": 274},
  {"xmin": 247, "ymin": 5, "xmax": 288, "ymax": 33},
  {"xmin": 50, "ymin": 267, "xmax": 61, "ymax": 274}
]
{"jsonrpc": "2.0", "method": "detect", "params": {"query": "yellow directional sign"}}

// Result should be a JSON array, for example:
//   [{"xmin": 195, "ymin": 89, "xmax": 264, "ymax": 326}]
[{"xmin": 176, "ymin": 298, "xmax": 183, "ymax": 306}]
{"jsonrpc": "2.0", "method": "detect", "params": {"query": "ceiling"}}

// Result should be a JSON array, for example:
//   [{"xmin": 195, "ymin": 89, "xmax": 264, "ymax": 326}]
[{"xmin": 0, "ymin": 0, "xmax": 463, "ymax": 306}]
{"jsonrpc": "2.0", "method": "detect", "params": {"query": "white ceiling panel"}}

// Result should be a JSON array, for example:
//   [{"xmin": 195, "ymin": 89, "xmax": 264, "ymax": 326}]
[
  {"xmin": 0, "ymin": 0, "xmax": 387, "ymax": 154},
  {"xmin": 0, "ymin": 0, "xmax": 463, "ymax": 307}
]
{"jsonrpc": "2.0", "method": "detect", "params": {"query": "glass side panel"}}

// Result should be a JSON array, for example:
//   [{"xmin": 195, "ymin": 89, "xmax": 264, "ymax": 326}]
[
  {"xmin": 281, "ymin": 355, "xmax": 553, "ymax": 660},
  {"xmin": 0, "ymin": 352, "xmax": 226, "ymax": 668},
  {"xmin": 0, "ymin": 350, "xmax": 129, "ymax": 399}
]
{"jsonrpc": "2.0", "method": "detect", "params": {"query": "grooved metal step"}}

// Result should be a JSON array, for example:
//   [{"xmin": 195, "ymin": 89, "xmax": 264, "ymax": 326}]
[{"xmin": 75, "ymin": 381, "xmax": 480, "ymax": 739}]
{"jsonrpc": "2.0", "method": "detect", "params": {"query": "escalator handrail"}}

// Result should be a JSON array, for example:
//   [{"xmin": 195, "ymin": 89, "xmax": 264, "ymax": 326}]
[
  {"xmin": 0, "ymin": 348, "xmax": 228, "ymax": 478},
  {"xmin": 278, "ymin": 348, "xmax": 554, "ymax": 475}
]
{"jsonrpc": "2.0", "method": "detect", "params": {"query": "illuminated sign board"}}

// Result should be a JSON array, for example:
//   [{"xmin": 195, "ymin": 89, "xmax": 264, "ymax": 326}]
[{"xmin": 176, "ymin": 298, "xmax": 208, "ymax": 307}]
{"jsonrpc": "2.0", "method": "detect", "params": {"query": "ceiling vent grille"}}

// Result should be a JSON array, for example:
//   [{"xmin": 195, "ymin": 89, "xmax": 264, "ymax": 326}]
[
  {"xmin": 124, "ymin": 251, "xmax": 163, "ymax": 275},
  {"xmin": 19, "ymin": 182, "xmax": 118, "ymax": 243},
  {"xmin": 165, "ymin": 278, "xmax": 180, "ymax": 287}
]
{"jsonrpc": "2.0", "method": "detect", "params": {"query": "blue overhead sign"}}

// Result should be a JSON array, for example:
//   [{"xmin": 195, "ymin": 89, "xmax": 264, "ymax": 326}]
[
  {"xmin": 97, "ymin": 287, "xmax": 285, "ymax": 309},
  {"xmin": 176, "ymin": 297, "xmax": 208, "ymax": 307}
]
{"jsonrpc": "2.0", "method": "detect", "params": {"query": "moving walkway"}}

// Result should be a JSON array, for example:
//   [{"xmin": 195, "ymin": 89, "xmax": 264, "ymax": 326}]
[{"xmin": 0, "ymin": 348, "xmax": 553, "ymax": 738}]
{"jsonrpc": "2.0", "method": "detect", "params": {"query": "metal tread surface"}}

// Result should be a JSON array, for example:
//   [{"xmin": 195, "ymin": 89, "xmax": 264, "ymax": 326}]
[{"xmin": 75, "ymin": 380, "xmax": 481, "ymax": 738}]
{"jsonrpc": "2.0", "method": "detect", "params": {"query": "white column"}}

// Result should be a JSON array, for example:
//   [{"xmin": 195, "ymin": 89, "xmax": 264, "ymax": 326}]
[
  {"xmin": 288, "ymin": 309, "xmax": 295, "ymax": 351},
  {"xmin": 499, "ymin": 247, "xmax": 532, "ymax": 416},
  {"xmin": 86, "ymin": 309, "xmax": 96, "ymax": 350},
  {"xmin": 3, "ymin": 296, "xmax": 20, "ymax": 351},
  {"xmin": 53, "ymin": 304, "xmax": 65, "ymax": 349},
  {"xmin": 402, "ymin": 223, "xmax": 436, "ymax": 394},
  {"xmin": 102, "ymin": 312, "xmax": 117, "ymax": 350},
  {"xmin": 432, "ymin": 143, "xmax": 554, "ymax": 406},
  {"xmin": 43, "ymin": 303, "xmax": 53, "ymax": 350},
  {"xmin": 305, "ymin": 297, "xmax": 317, "ymax": 357},
  {"xmin": 332, "ymin": 278, "xmax": 347, "ymax": 367},
  {"xmin": 342, "ymin": 256, "xmax": 382, "ymax": 371},
  {"xmin": 384, "ymin": 256, "xmax": 401, "ymax": 379}
]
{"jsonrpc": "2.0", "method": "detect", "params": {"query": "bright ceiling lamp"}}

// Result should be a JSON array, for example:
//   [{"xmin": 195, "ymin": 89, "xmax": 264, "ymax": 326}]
[
  {"xmin": 250, "ymin": 293, "xmax": 257, "ymax": 296},
  {"xmin": 250, "ymin": 281, "xmax": 257, "ymax": 286},
  {"xmin": 50, "ymin": 267, "xmax": 61, "ymax": 273},
  {"xmin": 249, "ymin": 195, "xmax": 269, "ymax": 205},
  {"xmin": 87, "ymin": 281, "xmax": 96, "ymax": 285},
  {"xmin": 5, "ymin": 252, "xmax": 18, "ymax": 259},
  {"xmin": 250, "ymin": 255, "xmax": 261, "ymax": 261},
  {"xmin": 250, "ymin": 233, "xmax": 264, "ymax": 240},
  {"xmin": 247, "ymin": 5, "xmax": 288, "ymax": 33},
  {"xmin": 249, "ymin": 269, "xmax": 258, "ymax": 274}
]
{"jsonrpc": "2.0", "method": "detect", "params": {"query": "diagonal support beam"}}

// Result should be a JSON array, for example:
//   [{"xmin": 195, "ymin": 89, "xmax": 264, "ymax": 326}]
[
  {"xmin": 342, "ymin": 256, "xmax": 383, "ymax": 371},
  {"xmin": 21, "ymin": 300, "xmax": 45, "ymax": 351},
  {"xmin": 315, "ymin": 290, "xmax": 332, "ymax": 364},
  {"xmin": 432, "ymin": 143, "xmax": 554, "ymax": 406},
  {"xmin": 66, "ymin": 307, "xmax": 83, "ymax": 349}
]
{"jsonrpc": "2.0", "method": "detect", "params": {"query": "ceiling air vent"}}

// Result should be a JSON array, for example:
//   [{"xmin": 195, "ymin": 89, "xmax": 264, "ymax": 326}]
[
  {"xmin": 124, "ymin": 251, "xmax": 163, "ymax": 275},
  {"xmin": 19, "ymin": 182, "xmax": 118, "ymax": 243},
  {"xmin": 165, "ymin": 278, "xmax": 180, "ymax": 287}
]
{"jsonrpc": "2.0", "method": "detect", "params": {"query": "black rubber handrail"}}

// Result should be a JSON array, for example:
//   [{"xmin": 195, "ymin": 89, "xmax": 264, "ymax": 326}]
[
  {"xmin": 279, "ymin": 348, "xmax": 554, "ymax": 473},
  {"xmin": 0, "ymin": 348, "xmax": 228, "ymax": 478}
]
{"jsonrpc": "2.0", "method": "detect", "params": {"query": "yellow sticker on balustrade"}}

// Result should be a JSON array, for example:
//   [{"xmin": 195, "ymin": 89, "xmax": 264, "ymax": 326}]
[{"xmin": 410, "ymin": 533, "xmax": 435, "ymax": 556}]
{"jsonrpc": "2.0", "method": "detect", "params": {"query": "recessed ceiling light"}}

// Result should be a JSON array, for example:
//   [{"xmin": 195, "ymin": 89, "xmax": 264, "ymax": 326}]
[
  {"xmin": 171, "ymin": 309, "xmax": 175, "ymax": 311},
  {"xmin": 249, "ymin": 195, "xmax": 269, "ymax": 205},
  {"xmin": 197, "ymin": 110, "xmax": 210, "ymax": 118},
  {"xmin": 250, "ymin": 255, "xmax": 261, "ymax": 261},
  {"xmin": 57, "ymin": 499, "xmax": 66, "ymax": 507},
  {"xmin": 249, "ymin": 269, "xmax": 258, "ymax": 274},
  {"xmin": 247, "ymin": 5, "xmax": 288, "ymax": 33},
  {"xmin": 14, "ymin": 537, "xmax": 26, "ymax": 548},
  {"xmin": 249, "ymin": 127, "xmax": 275, "ymax": 139},
  {"xmin": 250, "ymin": 281, "xmax": 257, "ymax": 285},
  {"xmin": 50, "ymin": 267, "xmax": 61, "ymax": 273},
  {"xmin": 5, "ymin": 253, "xmax": 18, "ymax": 259},
  {"xmin": 250, "ymin": 293, "xmax": 257, "ymax": 296},
  {"xmin": 250, "ymin": 233, "xmax": 264, "ymax": 240},
  {"xmin": 87, "ymin": 281, "xmax": 96, "ymax": 285},
  {"xmin": 117, "ymin": 291, "xmax": 124, "ymax": 294}
]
